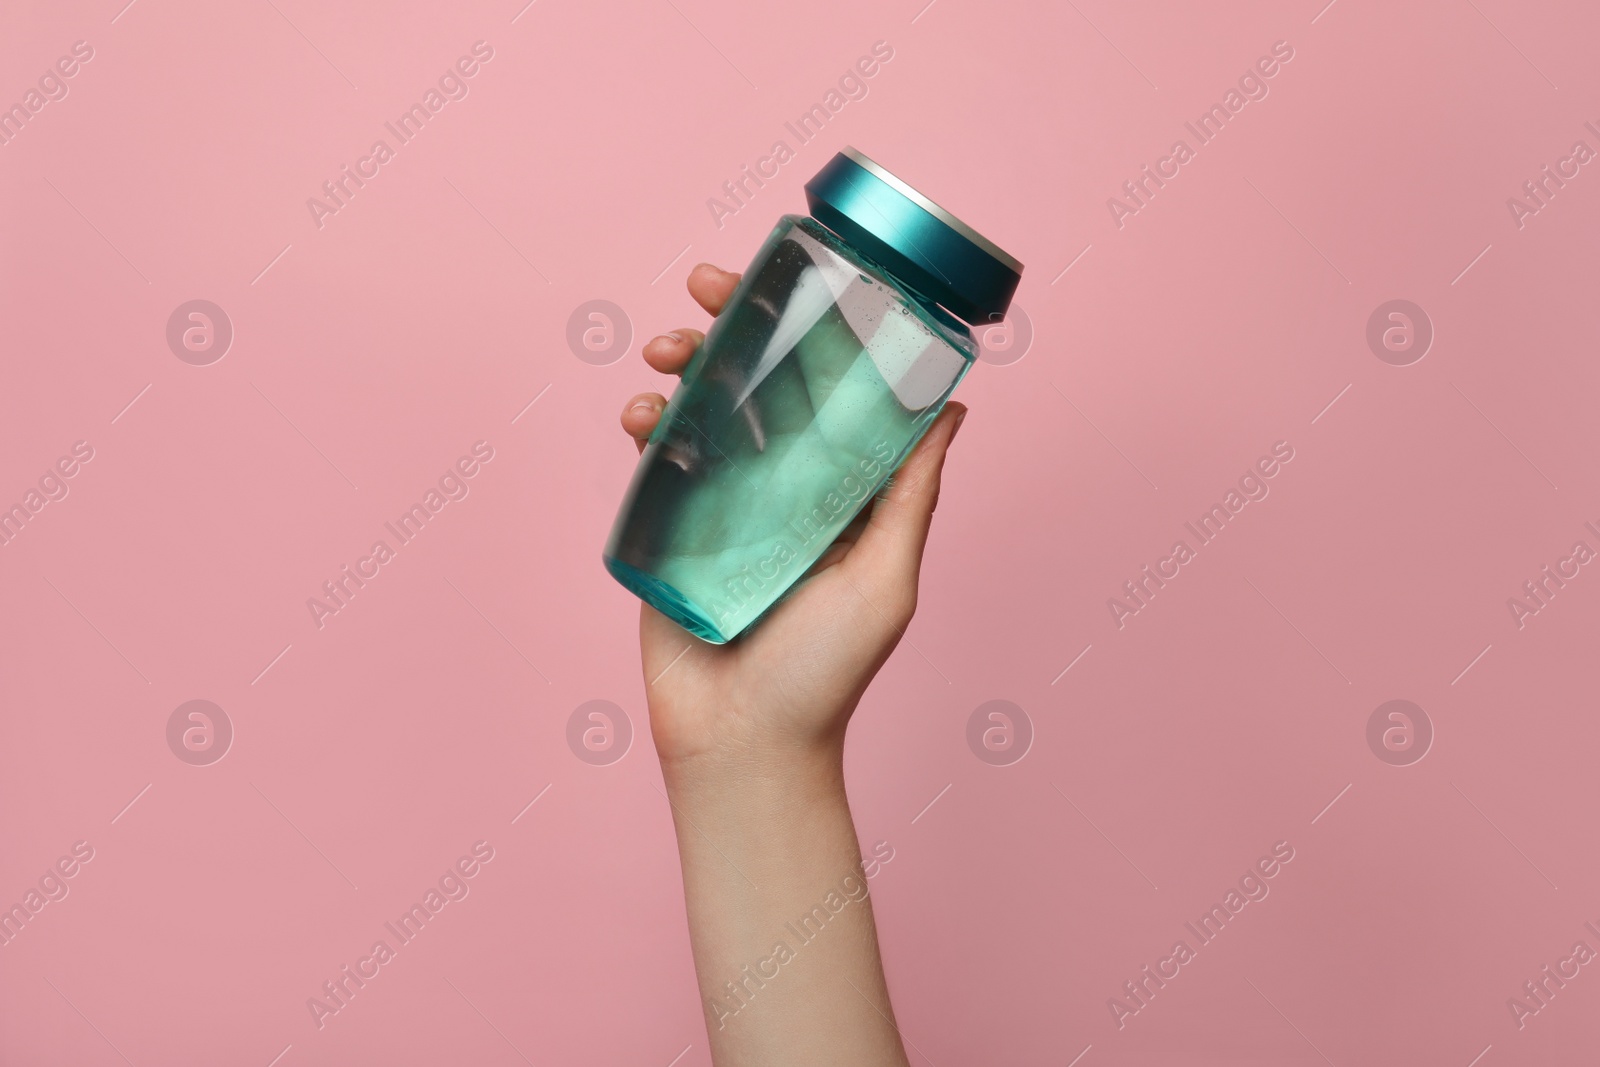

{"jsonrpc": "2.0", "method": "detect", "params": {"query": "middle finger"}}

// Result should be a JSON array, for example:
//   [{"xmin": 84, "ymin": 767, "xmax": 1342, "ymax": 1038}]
[{"xmin": 642, "ymin": 329, "xmax": 704, "ymax": 376}]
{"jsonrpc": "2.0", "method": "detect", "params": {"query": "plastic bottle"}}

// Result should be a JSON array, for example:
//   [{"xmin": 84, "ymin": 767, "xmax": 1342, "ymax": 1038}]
[{"xmin": 604, "ymin": 147, "xmax": 1023, "ymax": 643}]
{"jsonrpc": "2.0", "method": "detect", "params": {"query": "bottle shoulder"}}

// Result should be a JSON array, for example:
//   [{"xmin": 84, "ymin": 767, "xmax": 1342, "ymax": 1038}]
[{"xmin": 786, "ymin": 215, "xmax": 977, "ymax": 359}]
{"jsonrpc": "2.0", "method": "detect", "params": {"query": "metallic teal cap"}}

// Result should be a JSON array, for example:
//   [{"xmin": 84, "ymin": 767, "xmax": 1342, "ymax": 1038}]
[{"xmin": 804, "ymin": 147, "xmax": 1023, "ymax": 325}]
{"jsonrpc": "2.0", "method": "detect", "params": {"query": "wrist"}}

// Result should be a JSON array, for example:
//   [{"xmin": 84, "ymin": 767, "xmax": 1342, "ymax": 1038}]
[{"xmin": 660, "ymin": 740, "xmax": 847, "ymax": 815}]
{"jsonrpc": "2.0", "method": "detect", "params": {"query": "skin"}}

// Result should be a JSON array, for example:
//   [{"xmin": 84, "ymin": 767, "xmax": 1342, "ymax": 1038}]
[{"xmin": 618, "ymin": 263, "xmax": 965, "ymax": 1067}]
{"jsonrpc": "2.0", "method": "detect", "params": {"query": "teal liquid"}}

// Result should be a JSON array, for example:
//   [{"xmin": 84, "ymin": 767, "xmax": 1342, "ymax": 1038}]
[{"xmin": 604, "ymin": 217, "xmax": 976, "ymax": 642}]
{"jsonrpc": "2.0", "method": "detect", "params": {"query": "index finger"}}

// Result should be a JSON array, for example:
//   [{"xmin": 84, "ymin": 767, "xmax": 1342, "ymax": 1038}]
[{"xmin": 688, "ymin": 263, "xmax": 741, "ymax": 316}]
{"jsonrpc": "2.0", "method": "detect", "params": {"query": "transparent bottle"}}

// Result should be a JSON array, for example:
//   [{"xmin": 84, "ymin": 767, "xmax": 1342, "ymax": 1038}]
[{"xmin": 604, "ymin": 148, "xmax": 1022, "ymax": 643}]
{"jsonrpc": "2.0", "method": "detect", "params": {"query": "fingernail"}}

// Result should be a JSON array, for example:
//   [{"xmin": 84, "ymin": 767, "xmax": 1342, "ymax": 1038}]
[
  {"xmin": 951, "ymin": 407, "xmax": 967, "ymax": 439},
  {"xmin": 664, "ymin": 331, "xmax": 684, "ymax": 344},
  {"xmin": 630, "ymin": 399, "xmax": 657, "ymax": 414}
]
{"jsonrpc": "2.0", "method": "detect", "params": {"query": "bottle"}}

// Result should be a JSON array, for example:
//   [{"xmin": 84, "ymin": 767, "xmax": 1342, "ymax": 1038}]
[{"xmin": 603, "ymin": 147, "xmax": 1023, "ymax": 643}]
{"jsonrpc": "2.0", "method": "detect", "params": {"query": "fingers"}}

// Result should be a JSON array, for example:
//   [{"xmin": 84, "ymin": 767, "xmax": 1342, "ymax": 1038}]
[
  {"xmin": 623, "ymin": 265, "xmax": 738, "ymax": 455},
  {"xmin": 621, "ymin": 392, "xmax": 667, "ymax": 454},
  {"xmin": 687, "ymin": 263, "xmax": 741, "ymax": 316},
  {"xmin": 843, "ymin": 402, "xmax": 968, "ymax": 610},
  {"xmin": 642, "ymin": 329, "xmax": 703, "ymax": 376},
  {"xmin": 635, "ymin": 263, "xmax": 739, "ymax": 378}
]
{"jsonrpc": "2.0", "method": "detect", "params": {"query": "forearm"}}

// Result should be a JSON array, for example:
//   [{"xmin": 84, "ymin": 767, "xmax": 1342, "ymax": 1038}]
[{"xmin": 663, "ymin": 747, "xmax": 909, "ymax": 1067}]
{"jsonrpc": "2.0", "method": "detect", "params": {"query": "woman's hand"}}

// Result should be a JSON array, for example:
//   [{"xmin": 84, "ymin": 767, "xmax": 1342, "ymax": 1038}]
[
  {"xmin": 620, "ymin": 262, "xmax": 963, "ymax": 1064},
  {"xmin": 619, "ymin": 262, "xmax": 967, "ymax": 785}
]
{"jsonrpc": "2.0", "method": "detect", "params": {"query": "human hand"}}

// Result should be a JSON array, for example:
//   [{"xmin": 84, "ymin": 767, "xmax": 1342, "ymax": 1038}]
[{"xmin": 618, "ymin": 263, "xmax": 967, "ymax": 785}]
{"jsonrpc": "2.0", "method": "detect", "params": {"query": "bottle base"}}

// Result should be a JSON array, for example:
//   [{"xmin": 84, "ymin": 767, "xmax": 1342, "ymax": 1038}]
[{"xmin": 603, "ymin": 556, "xmax": 731, "ymax": 645}]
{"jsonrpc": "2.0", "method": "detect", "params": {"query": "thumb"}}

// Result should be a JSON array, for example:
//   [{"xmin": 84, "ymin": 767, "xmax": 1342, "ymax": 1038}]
[{"xmin": 846, "ymin": 402, "xmax": 967, "ymax": 596}]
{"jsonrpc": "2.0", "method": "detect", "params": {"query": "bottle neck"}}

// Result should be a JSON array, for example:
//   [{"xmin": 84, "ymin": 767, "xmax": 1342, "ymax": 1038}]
[{"xmin": 798, "ymin": 214, "xmax": 975, "ymax": 351}]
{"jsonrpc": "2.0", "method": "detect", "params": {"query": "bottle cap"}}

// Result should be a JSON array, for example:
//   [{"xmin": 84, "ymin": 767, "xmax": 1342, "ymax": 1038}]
[{"xmin": 803, "ymin": 147, "xmax": 1023, "ymax": 325}]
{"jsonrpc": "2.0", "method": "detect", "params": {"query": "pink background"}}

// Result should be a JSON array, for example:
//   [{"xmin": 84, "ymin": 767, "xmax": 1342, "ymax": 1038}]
[{"xmin": 4, "ymin": 0, "xmax": 1599, "ymax": 1063}]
